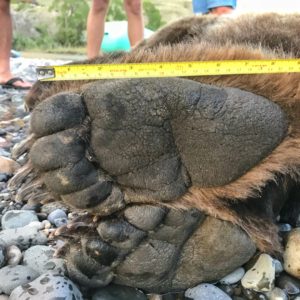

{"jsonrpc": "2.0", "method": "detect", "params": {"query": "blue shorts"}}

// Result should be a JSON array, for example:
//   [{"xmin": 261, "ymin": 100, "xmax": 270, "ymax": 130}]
[{"xmin": 192, "ymin": 0, "xmax": 237, "ymax": 14}]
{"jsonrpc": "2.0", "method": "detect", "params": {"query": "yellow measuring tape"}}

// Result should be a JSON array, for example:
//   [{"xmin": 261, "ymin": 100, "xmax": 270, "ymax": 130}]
[{"xmin": 36, "ymin": 59, "xmax": 300, "ymax": 81}]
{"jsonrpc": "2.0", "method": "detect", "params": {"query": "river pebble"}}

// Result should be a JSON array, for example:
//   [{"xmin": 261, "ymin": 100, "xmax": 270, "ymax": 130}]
[
  {"xmin": 9, "ymin": 271, "xmax": 83, "ymax": 300},
  {"xmin": 185, "ymin": 283, "xmax": 232, "ymax": 300},
  {"xmin": 0, "ymin": 222, "xmax": 47, "ymax": 249},
  {"xmin": 284, "ymin": 228, "xmax": 300, "ymax": 279},
  {"xmin": 1, "ymin": 210, "xmax": 38, "ymax": 229},
  {"xmin": 0, "ymin": 244, "xmax": 6, "ymax": 267},
  {"xmin": 267, "ymin": 287, "xmax": 288, "ymax": 300},
  {"xmin": 220, "ymin": 267, "xmax": 245, "ymax": 285},
  {"xmin": 92, "ymin": 284, "xmax": 147, "ymax": 300},
  {"xmin": 6, "ymin": 245, "xmax": 22, "ymax": 266},
  {"xmin": 276, "ymin": 272, "xmax": 300, "ymax": 295},
  {"xmin": 241, "ymin": 254, "xmax": 275, "ymax": 292},
  {"xmin": 22, "ymin": 245, "xmax": 66, "ymax": 275},
  {"xmin": 0, "ymin": 265, "xmax": 39, "ymax": 295}
]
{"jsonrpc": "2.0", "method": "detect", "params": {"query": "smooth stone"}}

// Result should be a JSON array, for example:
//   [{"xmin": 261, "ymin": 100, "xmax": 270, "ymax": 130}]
[
  {"xmin": 54, "ymin": 217, "xmax": 68, "ymax": 228},
  {"xmin": 21, "ymin": 203, "xmax": 41, "ymax": 212},
  {"xmin": 0, "ymin": 265, "xmax": 39, "ymax": 294},
  {"xmin": 241, "ymin": 254, "xmax": 275, "ymax": 292},
  {"xmin": 278, "ymin": 224, "xmax": 292, "ymax": 232},
  {"xmin": 0, "ymin": 173, "xmax": 11, "ymax": 182},
  {"xmin": 267, "ymin": 287, "xmax": 288, "ymax": 300},
  {"xmin": 276, "ymin": 272, "xmax": 300, "ymax": 295},
  {"xmin": 42, "ymin": 220, "xmax": 51, "ymax": 229},
  {"xmin": 284, "ymin": 228, "xmax": 300, "ymax": 278},
  {"xmin": 0, "ymin": 223, "xmax": 47, "ymax": 249},
  {"xmin": 9, "ymin": 272, "xmax": 83, "ymax": 300},
  {"xmin": 47, "ymin": 208, "xmax": 67, "ymax": 225},
  {"xmin": 22, "ymin": 245, "xmax": 66, "ymax": 275},
  {"xmin": 1, "ymin": 210, "xmax": 38, "ymax": 229},
  {"xmin": 185, "ymin": 283, "xmax": 232, "ymax": 300},
  {"xmin": 0, "ymin": 295, "xmax": 9, "ymax": 300},
  {"xmin": 6, "ymin": 245, "xmax": 22, "ymax": 266},
  {"xmin": 273, "ymin": 259, "xmax": 283, "ymax": 274},
  {"xmin": 41, "ymin": 202, "xmax": 68, "ymax": 215},
  {"xmin": 92, "ymin": 284, "xmax": 147, "ymax": 300},
  {"xmin": 220, "ymin": 267, "xmax": 245, "ymax": 285},
  {"xmin": 0, "ymin": 244, "xmax": 5, "ymax": 268},
  {"xmin": 218, "ymin": 284, "xmax": 234, "ymax": 297}
]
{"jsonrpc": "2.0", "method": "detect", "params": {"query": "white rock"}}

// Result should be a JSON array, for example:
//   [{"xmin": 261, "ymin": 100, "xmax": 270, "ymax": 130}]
[
  {"xmin": 42, "ymin": 220, "xmax": 51, "ymax": 229},
  {"xmin": 1, "ymin": 210, "xmax": 38, "ymax": 230},
  {"xmin": 27, "ymin": 221, "xmax": 44, "ymax": 229},
  {"xmin": 219, "ymin": 267, "xmax": 245, "ymax": 285},
  {"xmin": 185, "ymin": 283, "xmax": 232, "ymax": 300},
  {"xmin": 241, "ymin": 253, "xmax": 275, "ymax": 292},
  {"xmin": 0, "ymin": 265, "xmax": 39, "ymax": 295},
  {"xmin": 6, "ymin": 245, "xmax": 22, "ymax": 266},
  {"xmin": 267, "ymin": 287, "xmax": 288, "ymax": 300},
  {"xmin": 284, "ymin": 228, "xmax": 300, "ymax": 279},
  {"xmin": 9, "ymin": 272, "xmax": 83, "ymax": 300}
]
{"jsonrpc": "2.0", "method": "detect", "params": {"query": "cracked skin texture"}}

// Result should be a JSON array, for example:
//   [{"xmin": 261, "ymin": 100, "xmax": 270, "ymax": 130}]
[{"xmin": 13, "ymin": 13, "xmax": 300, "ymax": 292}]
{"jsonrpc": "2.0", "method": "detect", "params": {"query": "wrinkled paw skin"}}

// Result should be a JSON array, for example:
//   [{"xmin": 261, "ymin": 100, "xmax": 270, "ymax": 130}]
[
  {"xmin": 26, "ymin": 77, "xmax": 296, "ymax": 291},
  {"xmin": 62, "ymin": 205, "xmax": 255, "ymax": 292},
  {"xmin": 29, "ymin": 78, "xmax": 287, "ymax": 213}
]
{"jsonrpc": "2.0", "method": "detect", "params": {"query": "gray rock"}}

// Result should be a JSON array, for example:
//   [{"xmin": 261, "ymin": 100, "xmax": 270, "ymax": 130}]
[
  {"xmin": 9, "ymin": 272, "xmax": 83, "ymax": 300},
  {"xmin": 23, "ymin": 245, "xmax": 66, "ymax": 275},
  {"xmin": 274, "ymin": 259, "xmax": 283, "ymax": 274},
  {"xmin": 92, "ymin": 284, "xmax": 147, "ymax": 300},
  {"xmin": 267, "ymin": 287, "xmax": 288, "ymax": 300},
  {"xmin": 1, "ymin": 210, "xmax": 38, "ymax": 229},
  {"xmin": 0, "ymin": 244, "xmax": 6, "ymax": 268},
  {"xmin": 47, "ymin": 208, "xmax": 67, "ymax": 225},
  {"xmin": 0, "ymin": 223, "xmax": 47, "ymax": 250},
  {"xmin": 278, "ymin": 223, "xmax": 292, "ymax": 232},
  {"xmin": 185, "ymin": 283, "xmax": 232, "ymax": 300},
  {"xmin": 0, "ymin": 265, "xmax": 39, "ymax": 294},
  {"xmin": 54, "ymin": 217, "xmax": 68, "ymax": 228},
  {"xmin": 219, "ymin": 267, "xmax": 245, "ymax": 285},
  {"xmin": 42, "ymin": 201, "xmax": 68, "ymax": 215},
  {"xmin": 276, "ymin": 272, "xmax": 300, "ymax": 295}
]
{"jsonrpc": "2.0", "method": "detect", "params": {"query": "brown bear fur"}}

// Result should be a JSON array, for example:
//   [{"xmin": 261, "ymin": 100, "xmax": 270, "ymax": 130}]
[{"xmin": 24, "ymin": 13, "xmax": 300, "ymax": 254}]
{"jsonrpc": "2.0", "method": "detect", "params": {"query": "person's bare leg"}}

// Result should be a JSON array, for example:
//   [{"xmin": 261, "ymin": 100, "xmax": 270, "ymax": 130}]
[
  {"xmin": 87, "ymin": 0, "xmax": 110, "ymax": 59},
  {"xmin": 0, "ymin": 0, "xmax": 31, "ymax": 88},
  {"xmin": 210, "ymin": 6, "xmax": 234, "ymax": 15},
  {"xmin": 124, "ymin": 0, "xmax": 144, "ymax": 47}
]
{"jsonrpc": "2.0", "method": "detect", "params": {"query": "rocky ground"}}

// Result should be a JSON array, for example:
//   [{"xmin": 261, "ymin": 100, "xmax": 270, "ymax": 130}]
[{"xmin": 0, "ymin": 57, "xmax": 300, "ymax": 300}]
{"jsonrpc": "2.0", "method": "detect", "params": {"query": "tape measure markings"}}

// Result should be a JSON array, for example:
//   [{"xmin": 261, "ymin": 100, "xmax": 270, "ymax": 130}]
[{"xmin": 36, "ymin": 59, "xmax": 300, "ymax": 81}]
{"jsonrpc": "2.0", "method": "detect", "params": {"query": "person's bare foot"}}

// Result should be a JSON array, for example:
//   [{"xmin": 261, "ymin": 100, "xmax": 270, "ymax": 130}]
[
  {"xmin": 210, "ymin": 6, "xmax": 234, "ymax": 15},
  {"xmin": 0, "ymin": 73, "xmax": 32, "ymax": 90}
]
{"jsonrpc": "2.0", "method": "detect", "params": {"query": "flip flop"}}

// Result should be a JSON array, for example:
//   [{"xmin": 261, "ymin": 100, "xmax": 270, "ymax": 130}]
[{"xmin": 0, "ymin": 77, "xmax": 32, "ymax": 90}]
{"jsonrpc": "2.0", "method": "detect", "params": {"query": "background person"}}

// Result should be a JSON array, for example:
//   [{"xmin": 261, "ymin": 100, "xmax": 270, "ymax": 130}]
[
  {"xmin": 0, "ymin": 0, "xmax": 32, "ymax": 89},
  {"xmin": 87, "ymin": 0, "xmax": 144, "ymax": 59},
  {"xmin": 192, "ymin": 0, "xmax": 236, "ymax": 15}
]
